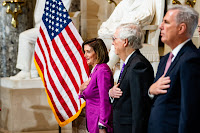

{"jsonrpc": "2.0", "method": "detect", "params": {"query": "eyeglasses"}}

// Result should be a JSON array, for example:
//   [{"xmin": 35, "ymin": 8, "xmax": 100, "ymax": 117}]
[{"xmin": 112, "ymin": 36, "xmax": 119, "ymax": 41}]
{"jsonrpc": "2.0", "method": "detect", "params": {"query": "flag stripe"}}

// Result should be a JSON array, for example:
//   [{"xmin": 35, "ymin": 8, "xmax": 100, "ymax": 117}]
[
  {"xmin": 61, "ymin": 29, "xmax": 88, "ymax": 83},
  {"xmin": 39, "ymin": 27, "xmax": 78, "ymax": 114},
  {"xmin": 42, "ymin": 26, "xmax": 80, "ymax": 112},
  {"xmin": 37, "ymin": 36, "xmax": 74, "ymax": 119},
  {"xmin": 34, "ymin": 52, "xmax": 44, "ymax": 74},
  {"xmin": 65, "ymin": 25, "xmax": 90, "ymax": 76},
  {"xmin": 67, "ymin": 22, "xmax": 83, "ymax": 46},
  {"xmin": 58, "ymin": 32, "xmax": 84, "ymax": 85},
  {"xmin": 55, "ymin": 33, "xmax": 82, "ymax": 87},
  {"xmin": 35, "ymin": 39, "xmax": 70, "ymax": 120},
  {"xmin": 52, "ymin": 38, "xmax": 80, "ymax": 94},
  {"xmin": 46, "ymin": 88, "xmax": 65, "ymax": 122},
  {"xmin": 39, "ymin": 24, "xmax": 80, "ymax": 114},
  {"xmin": 35, "ymin": 53, "xmax": 66, "ymax": 122},
  {"xmin": 42, "ymin": 25, "xmax": 81, "ymax": 104},
  {"xmin": 34, "ymin": 0, "xmax": 89, "ymax": 126},
  {"xmin": 46, "ymin": 67, "xmax": 73, "ymax": 118}
]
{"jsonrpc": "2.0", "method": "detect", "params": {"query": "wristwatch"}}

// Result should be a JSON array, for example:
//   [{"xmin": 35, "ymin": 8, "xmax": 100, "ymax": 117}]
[{"xmin": 98, "ymin": 125, "xmax": 106, "ymax": 129}]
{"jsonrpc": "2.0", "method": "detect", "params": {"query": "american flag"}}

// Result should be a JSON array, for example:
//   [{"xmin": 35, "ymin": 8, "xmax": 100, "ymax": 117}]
[{"xmin": 34, "ymin": 0, "xmax": 90, "ymax": 126}]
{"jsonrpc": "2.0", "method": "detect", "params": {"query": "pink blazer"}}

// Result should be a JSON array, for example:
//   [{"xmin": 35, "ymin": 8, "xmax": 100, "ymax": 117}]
[{"xmin": 80, "ymin": 63, "xmax": 113, "ymax": 133}]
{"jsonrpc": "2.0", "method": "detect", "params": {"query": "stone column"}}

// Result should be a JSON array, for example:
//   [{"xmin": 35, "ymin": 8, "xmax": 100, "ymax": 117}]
[{"xmin": 0, "ymin": 0, "xmax": 35, "ymax": 77}]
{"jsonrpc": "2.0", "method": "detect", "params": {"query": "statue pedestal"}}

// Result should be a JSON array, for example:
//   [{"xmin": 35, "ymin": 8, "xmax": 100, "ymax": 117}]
[{"xmin": 0, "ymin": 78, "xmax": 72, "ymax": 133}]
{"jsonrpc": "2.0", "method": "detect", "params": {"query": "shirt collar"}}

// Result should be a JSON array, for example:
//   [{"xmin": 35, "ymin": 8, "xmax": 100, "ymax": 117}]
[
  {"xmin": 171, "ymin": 39, "xmax": 190, "ymax": 62},
  {"xmin": 124, "ymin": 50, "xmax": 135, "ymax": 64}
]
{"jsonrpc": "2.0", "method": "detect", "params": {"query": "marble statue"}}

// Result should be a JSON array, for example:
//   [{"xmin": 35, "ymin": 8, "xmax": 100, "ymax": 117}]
[
  {"xmin": 98, "ymin": 0, "xmax": 155, "ymax": 66},
  {"xmin": 98, "ymin": 0, "xmax": 155, "ymax": 82},
  {"xmin": 10, "ymin": 0, "xmax": 72, "ymax": 80}
]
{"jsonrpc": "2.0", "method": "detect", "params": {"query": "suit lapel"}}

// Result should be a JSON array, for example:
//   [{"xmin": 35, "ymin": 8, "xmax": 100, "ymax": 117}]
[
  {"xmin": 119, "ymin": 50, "xmax": 139, "ymax": 85},
  {"xmin": 90, "ymin": 64, "xmax": 99, "ymax": 77},
  {"xmin": 154, "ymin": 41, "xmax": 195, "ymax": 100},
  {"xmin": 165, "ymin": 40, "xmax": 193, "ymax": 76},
  {"xmin": 114, "ymin": 50, "xmax": 139, "ymax": 107},
  {"xmin": 157, "ymin": 54, "xmax": 169, "ymax": 78}
]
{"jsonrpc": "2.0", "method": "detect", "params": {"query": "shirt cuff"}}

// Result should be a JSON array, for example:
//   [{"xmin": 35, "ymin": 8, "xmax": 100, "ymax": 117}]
[
  {"xmin": 98, "ymin": 122, "xmax": 106, "ymax": 127},
  {"xmin": 110, "ymin": 97, "xmax": 114, "ymax": 103},
  {"xmin": 148, "ymin": 89, "xmax": 154, "ymax": 99},
  {"xmin": 108, "ymin": 92, "xmax": 114, "ymax": 103}
]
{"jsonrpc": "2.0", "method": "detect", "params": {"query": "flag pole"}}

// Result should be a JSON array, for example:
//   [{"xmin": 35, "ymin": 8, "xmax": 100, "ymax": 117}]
[{"xmin": 59, "ymin": 125, "xmax": 61, "ymax": 133}]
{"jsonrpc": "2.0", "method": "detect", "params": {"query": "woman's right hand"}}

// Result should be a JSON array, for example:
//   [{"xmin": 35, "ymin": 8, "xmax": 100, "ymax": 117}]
[{"xmin": 79, "ymin": 77, "xmax": 91, "ymax": 93}]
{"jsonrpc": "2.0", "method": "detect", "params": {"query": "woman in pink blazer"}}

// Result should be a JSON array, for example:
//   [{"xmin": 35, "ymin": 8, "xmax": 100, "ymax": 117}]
[{"xmin": 79, "ymin": 38, "xmax": 114, "ymax": 133}]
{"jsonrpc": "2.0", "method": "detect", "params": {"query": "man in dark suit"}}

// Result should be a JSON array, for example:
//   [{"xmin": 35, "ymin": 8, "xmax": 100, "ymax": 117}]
[
  {"xmin": 148, "ymin": 5, "xmax": 200, "ymax": 133},
  {"xmin": 109, "ymin": 23, "xmax": 154, "ymax": 133}
]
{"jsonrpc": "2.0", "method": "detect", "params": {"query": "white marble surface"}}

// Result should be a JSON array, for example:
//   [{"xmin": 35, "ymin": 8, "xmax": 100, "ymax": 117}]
[
  {"xmin": 1, "ymin": 77, "xmax": 44, "ymax": 89},
  {"xmin": 0, "ymin": 78, "xmax": 72, "ymax": 133}
]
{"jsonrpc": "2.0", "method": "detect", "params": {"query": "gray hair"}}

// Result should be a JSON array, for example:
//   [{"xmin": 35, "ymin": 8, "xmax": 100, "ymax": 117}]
[
  {"xmin": 168, "ymin": 5, "xmax": 199, "ymax": 37},
  {"xmin": 116, "ymin": 23, "xmax": 143, "ymax": 50}
]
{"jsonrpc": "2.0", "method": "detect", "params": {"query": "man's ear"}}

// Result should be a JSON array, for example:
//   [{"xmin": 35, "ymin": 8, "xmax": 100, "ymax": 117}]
[
  {"xmin": 178, "ymin": 23, "xmax": 187, "ymax": 35},
  {"xmin": 124, "ymin": 38, "xmax": 128, "ymax": 47}
]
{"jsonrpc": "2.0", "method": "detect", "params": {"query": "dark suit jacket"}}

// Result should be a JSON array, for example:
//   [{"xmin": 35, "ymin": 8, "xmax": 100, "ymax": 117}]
[
  {"xmin": 148, "ymin": 40, "xmax": 200, "ymax": 133},
  {"xmin": 113, "ymin": 50, "xmax": 154, "ymax": 133}
]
